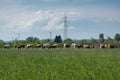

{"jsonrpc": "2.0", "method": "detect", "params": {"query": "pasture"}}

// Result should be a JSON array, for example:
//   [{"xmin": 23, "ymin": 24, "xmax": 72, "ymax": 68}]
[{"xmin": 0, "ymin": 48, "xmax": 120, "ymax": 80}]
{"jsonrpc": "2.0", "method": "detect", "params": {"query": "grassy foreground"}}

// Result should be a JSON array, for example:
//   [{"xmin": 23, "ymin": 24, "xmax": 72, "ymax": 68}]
[{"xmin": 0, "ymin": 49, "xmax": 120, "ymax": 80}]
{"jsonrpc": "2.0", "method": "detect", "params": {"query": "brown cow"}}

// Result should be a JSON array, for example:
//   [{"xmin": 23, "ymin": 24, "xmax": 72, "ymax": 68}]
[
  {"xmin": 51, "ymin": 44, "xmax": 58, "ymax": 48},
  {"xmin": 18, "ymin": 44, "xmax": 25, "ymax": 49},
  {"xmin": 83, "ymin": 45, "xmax": 90, "ymax": 48},
  {"xmin": 100, "ymin": 44, "xmax": 114, "ymax": 48},
  {"xmin": 43, "ymin": 44, "xmax": 51, "ymax": 48},
  {"xmin": 105, "ymin": 44, "xmax": 108, "ymax": 48},
  {"xmin": 26, "ymin": 44, "xmax": 33, "ymax": 48},
  {"xmin": 108, "ymin": 44, "xmax": 114, "ymax": 48},
  {"xmin": 14, "ymin": 44, "xmax": 26, "ymax": 49},
  {"xmin": 64, "ymin": 44, "xmax": 70, "ymax": 48},
  {"xmin": 100, "ymin": 44, "xmax": 105, "ymax": 48},
  {"xmin": 13, "ymin": 44, "xmax": 17, "ymax": 48},
  {"xmin": 36, "ymin": 44, "xmax": 43, "ymax": 48},
  {"xmin": 71, "ymin": 43, "xmax": 78, "ymax": 48}
]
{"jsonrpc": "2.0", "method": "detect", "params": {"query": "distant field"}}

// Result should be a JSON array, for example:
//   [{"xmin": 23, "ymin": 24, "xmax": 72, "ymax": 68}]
[{"xmin": 0, "ymin": 49, "xmax": 120, "ymax": 80}]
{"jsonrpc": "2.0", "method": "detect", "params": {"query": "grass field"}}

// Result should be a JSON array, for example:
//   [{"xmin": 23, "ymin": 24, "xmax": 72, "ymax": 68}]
[{"xmin": 0, "ymin": 48, "xmax": 120, "ymax": 80}]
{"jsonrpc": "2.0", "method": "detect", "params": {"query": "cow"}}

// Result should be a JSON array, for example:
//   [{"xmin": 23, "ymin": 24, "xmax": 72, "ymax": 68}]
[
  {"xmin": 43, "ymin": 44, "xmax": 51, "ymax": 48},
  {"xmin": 18, "ymin": 44, "xmax": 26, "ymax": 49},
  {"xmin": 13, "ymin": 44, "xmax": 26, "ymax": 49},
  {"xmin": 83, "ymin": 45, "xmax": 90, "ymax": 48},
  {"xmin": 77, "ymin": 44, "xmax": 83, "ymax": 48},
  {"xmin": 107, "ymin": 44, "xmax": 114, "ymax": 48},
  {"xmin": 36, "ymin": 44, "xmax": 43, "ymax": 48},
  {"xmin": 4, "ymin": 44, "xmax": 10, "ymax": 49},
  {"xmin": 105, "ymin": 44, "xmax": 108, "ymax": 48},
  {"xmin": 71, "ymin": 43, "xmax": 78, "ymax": 48},
  {"xmin": 26, "ymin": 44, "xmax": 33, "ymax": 48},
  {"xmin": 51, "ymin": 44, "xmax": 58, "ymax": 48},
  {"xmin": 100, "ymin": 44, "xmax": 105, "ymax": 48},
  {"xmin": 64, "ymin": 44, "xmax": 70, "ymax": 48},
  {"xmin": 13, "ymin": 44, "xmax": 18, "ymax": 48}
]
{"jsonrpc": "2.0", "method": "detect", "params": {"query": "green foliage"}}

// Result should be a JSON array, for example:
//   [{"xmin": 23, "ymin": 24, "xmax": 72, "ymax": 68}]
[
  {"xmin": 72, "ymin": 40, "xmax": 80, "ymax": 44},
  {"xmin": 64, "ymin": 38, "xmax": 73, "ymax": 44},
  {"xmin": 90, "ymin": 37, "xmax": 98, "ymax": 44},
  {"xmin": 114, "ymin": 33, "xmax": 120, "ymax": 42},
  {"xmin": 105, "ymin": 37, "xmax": 115, "ymax": 44},
  {"xmin": 0, "ymin": 42, "xmax": 5, "ymax": 48},
  {"xmin": 26, "ymin": 37, "xmax": 40, "ymax": 43},
  {"xmin": 41, "ymin": 39, "xmax": 51, "ymax": 43},
  {"xmin": 0, "ymin": 49, "xmax": 120, "ymax": 80},
  {"xmin": 54, "ymin": 35, "xmax": 62, "ymax": 43},
  {"xmin": 57, "ymin": 43, "xmax": 64, "ymax": 48},
  {"xmin": 79, "ymin": 39, "xmax": 88, "ymax": 45},
  {"xmin": 99, "ymin": 33, "xmax": 105, "ymax": 43}
]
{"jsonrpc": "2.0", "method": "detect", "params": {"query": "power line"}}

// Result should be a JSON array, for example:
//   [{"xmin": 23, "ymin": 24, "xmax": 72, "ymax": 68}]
[{"xmin": 63, "ymin": 14, "xmax": 68, "ymax": 40}]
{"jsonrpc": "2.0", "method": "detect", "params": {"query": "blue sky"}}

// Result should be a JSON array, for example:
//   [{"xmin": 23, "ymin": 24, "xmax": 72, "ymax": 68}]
[{"xmin": 0, "ymin": 0, "xmax": 120, "ymax": 41}]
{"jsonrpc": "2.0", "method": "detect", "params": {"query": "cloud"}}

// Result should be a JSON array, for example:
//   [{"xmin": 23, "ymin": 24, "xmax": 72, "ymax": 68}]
[
  {"xmin": 0, "ymin": 0, "xmax": 120, "ymax": 41},
  {"xmin": 41, "ymin": 11, "xmax": 78, "ymax": 31},
  {"xmin": 0, "ymin": 9, "xmax": 80, "ymax": 32},
  {"xmin": 0, "ymin": 4, "xmax": 120, "ymax": 33},
  {"xmin": 6, "ymin": 10, "xmax": 53, "ymax": 32},
  {"xmin": 79, "ymin": 5, "xmax": 120, "ymax": 23},
  {"xmin": 42, "ymin": 16, "xmax": 63, "ymax": 31}
]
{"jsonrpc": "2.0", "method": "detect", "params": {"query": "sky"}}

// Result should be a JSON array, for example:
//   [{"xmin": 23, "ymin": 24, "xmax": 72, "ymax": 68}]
[{"xmin": 0, "ymin": 0, "xmax": 120, "ymax": 41}]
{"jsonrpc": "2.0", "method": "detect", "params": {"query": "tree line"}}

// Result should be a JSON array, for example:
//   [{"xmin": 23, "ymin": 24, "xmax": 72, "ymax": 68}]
[{"xmin": 0, "ymin": 33, "xmax": 120, "ymax": 48}]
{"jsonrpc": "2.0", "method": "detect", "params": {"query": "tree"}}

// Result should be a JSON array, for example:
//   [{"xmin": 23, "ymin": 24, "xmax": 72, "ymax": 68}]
[
  {"xmin": 99, "ymin": 33, "xmax": 104, "ymax": 43},
  {"xmin": 90, "ymin": 37, "xmax": 98, "ymax": 44},
  {"xmin": 0, "ymin": 42, "xmax": 5, "ymax": 48},
  {"xmin": 73, "ymin": 40, "xmax": 80, "ymax": 44},
  {"xmin": 34, "ymin": 37, "xmax": 40, "ymax": 42},
  {"xmin": 114, "ymin": 33, "xmax": 120, "ymax": 42},
  {"xmin": 64, "ymin": 38, "xmax": 73, "ymax": 44},
  {"xmin": 54, "ymin": 35, "xmax": 62, "ymax": 43},
  {"xmin": 26, "ymin": 37, "xmax": 40, "ymax": 43},
  {"xmin": 105, "ymin": 36, "xmax": 114, "ymax": 44},
  {"xmin": 41, "ymin": 39, "xmax": 50, "ymax": 43},
  {"xmin": 79, "ymin": 39, "xmax": 88, "ymax": 45}
]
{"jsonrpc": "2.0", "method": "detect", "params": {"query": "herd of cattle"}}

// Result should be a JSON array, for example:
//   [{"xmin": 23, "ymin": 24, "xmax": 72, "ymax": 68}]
[
  {"xmin": 3, "ymin": 43, "xmax": 116, "ymax": 49},
  {"xmin": 64, "ymin": 43, "xmax": 115, "ymax": 49}
]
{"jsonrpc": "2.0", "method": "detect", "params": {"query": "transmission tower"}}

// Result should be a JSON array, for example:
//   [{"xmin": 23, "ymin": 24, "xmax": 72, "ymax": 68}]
[{"xmin": 63, "ymin": 14, "xmax": 68, "ymax": 40}]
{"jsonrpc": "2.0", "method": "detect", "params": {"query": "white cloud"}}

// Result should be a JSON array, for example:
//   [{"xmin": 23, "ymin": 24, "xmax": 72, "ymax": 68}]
[
  {"xmin": 42, "ymin": 16, "xmax": 63, "ymax": 31},
  {"xmin": 0, "ymin": 9, "xmax": 80, "ymax": 32},
  {"xmin": 0, "ymin": 4, "xmax": 120, "ymax": 33},
  {"xmin": 6, "ymin": 10, "xmax": 54, "ymax": 31},
  {"xmin": 0, "ymin": 0, "xmax": 120, "ymax": 41}
]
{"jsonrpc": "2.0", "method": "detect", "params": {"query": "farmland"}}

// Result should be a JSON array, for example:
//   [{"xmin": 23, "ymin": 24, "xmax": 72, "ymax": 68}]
[{"xmin": 0, "ymin": 48, "xmax": 120, "ymax": 80}]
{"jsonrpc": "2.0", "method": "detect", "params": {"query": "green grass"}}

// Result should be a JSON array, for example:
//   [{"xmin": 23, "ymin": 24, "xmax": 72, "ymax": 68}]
[{"xmin": 0, "ymin": 48, "xmax": 120, "ymax": 80}]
